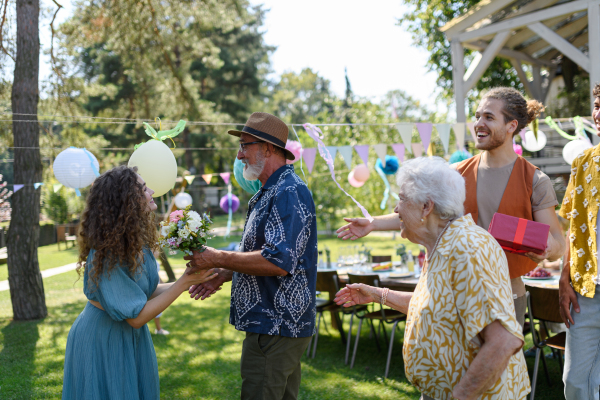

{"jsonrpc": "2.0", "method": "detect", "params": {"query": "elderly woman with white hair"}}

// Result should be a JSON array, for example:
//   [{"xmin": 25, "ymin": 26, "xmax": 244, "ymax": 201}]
[{"xmin": 335, "ymin": 157, "xmax": 530, "ymax": 400}]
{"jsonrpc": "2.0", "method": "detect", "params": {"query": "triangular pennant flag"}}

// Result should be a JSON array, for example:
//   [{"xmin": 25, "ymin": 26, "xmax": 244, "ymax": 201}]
[
  {"xmin": 13, "ymin": 184, "xmax": 24, "ymax": 193},
  {"xmin": 435, "ymin": 124, "xmax": 451, "ymax": 154},
  {"xmin": 415, "ymin": 123, "xmax": 433, "ymax": 152},
  {"xmin": 452, "ymin": 123, "xmax": 466, "ymax": 151},
  {"xmin": 302, "ymin": 148, "xmax": 317, "ymax": 173},
  {"xmin": 326, "ymin": 146, "xmax": 338, "ymax": 163},
  {"xmin": 337, "ymin": 146, "xmax": 353, "ymax": 169},
  {"xmin": 467, "ymin": 122, "xmax": 477, "ymax": 142},
  {"xmin": 395, "ymin": 123, "xmax": 414, "ymax": 154},
  {"xmin": 391, "ymin": 143, "xmax": 405, "ymax": 163},
  {"xmin": 372, "ymin": 144, "xmax": 388, "ymax": 167},
  {"xmin": 202, "ymin": 174, "xmax": 213, "ymax": 185},
  {"xmin": 53, "ymin": 183, "xmax": 63, "ymax": 193},
  {"xmin": 411, "ymin": 143, "xmax": 424, "ymax": 157},
  {"xmin": 34, "ymin": 182, "xmax": 44, "ymax": 189},
  {"xmin": 354, "ymin": 145, "xmax": 370, "ymax": 165},
  {"xmin": 184, "ymin": 176, "xmax": 195, "ymax": 185},
  {"xmin": 219, "ymin": 172, "xmax": 231, "ymax": 185}
]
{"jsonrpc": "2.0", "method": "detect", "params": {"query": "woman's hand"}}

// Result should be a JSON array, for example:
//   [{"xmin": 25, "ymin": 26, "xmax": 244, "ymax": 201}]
[
  {"xmin": 182, "ymin": 267, "xmax": 218, "ymax": 286},
  {"xmin": 336, "ymin": 218, "xmax": 374, "ymax": 240},
  {"xmin": 334, "ymin": 283, "xmax": 379, "ymax": 307}
]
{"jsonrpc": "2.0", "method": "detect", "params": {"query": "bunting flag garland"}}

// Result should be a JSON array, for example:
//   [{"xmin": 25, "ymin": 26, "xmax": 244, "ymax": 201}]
[
  {"xmin": 184, "ymin": 176, "xmax": 195, "ymax": 185},
  {"xmin": 34, "ymin": 182, "xmax": 44, "ymax": 189},
  {"xmin": 435, "ymin": 124, "xmax": 451, "ymax": 154},
  {"xmin": 372, "ymin": 144, "xmax": 388, "ymax": 167},
  {"xmin": 354, "ymin": 145, "xmax": 370, "ymax": 165},
  {"xmin": 302, "ymin": 148, "xmax": 317, "ymax": 173},
  {"xmin": 395, "ymin": 123, "xmax": 414, "ymax": 154},
  {"xmin": 326, "ymin": 146, "xmax": 338, "ymax": 163},
  {"xmin": 53, "ymin": 183, "xmax": 63, "ymax": 192},
  {"xmin": 304, "ymin": 123, "xmax": 373, "ymax": 222},
  {"xmin": 467, "ymin": 122, "xmax": 477, "ymax": 142},
  {"xmin": 411, "ymin": 143, "xmax": 424, "ymax": 157},
  {"xmin": 219, "ymin": 172, "xmax": 231, "ymax": 185},
  {"xmin": 337, "ymin": 146, "xmax": 353, "ymax": 169},
  {"xmin": 202, "ymin": 174, "xmax": 213, "ymax": 184},
  {"xmin": 416, "ymin": 123, "xmax": 433, "ymax": 152},
  {"xmin": 391, "ymin": 143, "xmax": 405, "ymax": 163},
  {"xmin": 452, "ymin": 123, "xmax": 466, "ymax": 151},
  {"xmin": 13, "ymin": 184, "xmax": 24, "ymax": 193}
]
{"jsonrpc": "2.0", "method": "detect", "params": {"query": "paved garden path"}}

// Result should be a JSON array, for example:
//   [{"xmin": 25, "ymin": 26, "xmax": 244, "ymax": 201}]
[{"xmin": 0, "ymin": 262, "xmax": 78, "ymax": 292}]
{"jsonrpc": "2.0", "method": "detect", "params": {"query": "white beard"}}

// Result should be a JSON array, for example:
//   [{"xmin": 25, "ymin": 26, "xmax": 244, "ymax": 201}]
[{"xmin": 242, "ymin": 155, "xmax": 265, "ymax": 181}]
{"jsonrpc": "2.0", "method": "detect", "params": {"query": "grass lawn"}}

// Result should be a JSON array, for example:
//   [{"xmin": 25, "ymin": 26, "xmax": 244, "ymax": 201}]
[{"xmin": 0, "ymin": 239, "xmax": 565, "ymax": 399}]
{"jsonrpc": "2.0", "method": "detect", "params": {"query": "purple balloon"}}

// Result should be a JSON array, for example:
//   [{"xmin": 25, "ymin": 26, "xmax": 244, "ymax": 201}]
[{"xmin": 220, "ymin": 193, "xmax": 240, "ymax": 213}]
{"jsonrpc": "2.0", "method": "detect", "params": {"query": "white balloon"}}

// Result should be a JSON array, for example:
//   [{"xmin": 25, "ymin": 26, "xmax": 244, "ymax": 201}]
[
  {"xmin": 521, "ymin": 130, "xmax": 547, "ymax": 152},
  {"xmin": 563, "ymin": 139, "xmax": 593, "ymax": 165},
  {"xmin": 174, "ymin": 192, "xmax": 193, "ymax": 209},
  {"xmin": 53, "ymin": 147, "xmax": 99, "ymax": 189},
  {"xmin": 128, "ymin": 140, "xmax": 177, "ymax": 197}
]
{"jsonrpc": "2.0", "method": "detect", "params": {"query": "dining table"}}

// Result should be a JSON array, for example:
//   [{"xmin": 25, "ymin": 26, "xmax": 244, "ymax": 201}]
[{"xmin": 321, "ymin": 262, "xmax": 420, "ymax": 293}]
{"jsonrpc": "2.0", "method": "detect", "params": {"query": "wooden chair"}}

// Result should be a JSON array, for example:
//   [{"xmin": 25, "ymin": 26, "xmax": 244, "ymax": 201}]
[
  {"xmin": 371, "ymin": 255, "xmax": 392, "ymax": 263},
  {"xmin": 307, "ymin": 270, "xmax": 347, "ymax": 358},
  {"xmin": 347, "ymin": 273, "xmax": 406, "ymax": 378},
  {"xmin": 56, "ymin": 224, "xmax": 77, "ymax": 250},
  {"xmin": 526, "ymin": 287, "xmax": 566, "ymax": 399}
]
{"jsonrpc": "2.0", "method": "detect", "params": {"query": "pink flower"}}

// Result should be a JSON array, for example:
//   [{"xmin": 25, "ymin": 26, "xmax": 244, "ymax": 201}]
[{"xmin": 169, "ymin": 210, "xmax": 184, "ymax": 223}]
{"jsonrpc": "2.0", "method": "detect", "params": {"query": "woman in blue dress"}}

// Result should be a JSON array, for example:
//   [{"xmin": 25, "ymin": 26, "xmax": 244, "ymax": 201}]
[{"xmin": 62, "ymin": 166, "xmax": 216, "ymax": 399}]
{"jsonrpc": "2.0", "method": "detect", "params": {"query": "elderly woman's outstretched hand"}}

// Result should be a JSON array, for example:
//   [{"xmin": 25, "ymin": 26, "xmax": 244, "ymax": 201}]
[
  {"xmin": 336, "ymin": 218, "xmax": 373, "ymax": 240},
  {"xmin": 334, "ymin": 283, "xmax": 379, "ymax": 307}
]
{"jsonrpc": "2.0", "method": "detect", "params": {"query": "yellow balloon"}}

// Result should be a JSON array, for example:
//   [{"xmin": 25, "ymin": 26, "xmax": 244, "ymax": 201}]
[{"xmin": 128, "ymin": 140, "xmax": 177, "ymax": 197}]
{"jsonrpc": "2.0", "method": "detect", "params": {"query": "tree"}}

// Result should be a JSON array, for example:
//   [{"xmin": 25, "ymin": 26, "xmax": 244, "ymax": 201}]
[{"xmin": 8, "ymin": 0, "xmax": 47, "ymax": 320}]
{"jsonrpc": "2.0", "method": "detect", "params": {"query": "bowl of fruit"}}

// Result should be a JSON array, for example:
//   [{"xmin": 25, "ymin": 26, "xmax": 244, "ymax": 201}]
[{"xmin": 523, "ymin": 267, "xmax": 553, "ymax": 280}]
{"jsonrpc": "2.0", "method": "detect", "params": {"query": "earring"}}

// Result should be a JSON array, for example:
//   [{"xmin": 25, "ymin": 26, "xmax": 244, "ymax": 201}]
[{"xmin": 421, "ymin": 218, "xmax": 424, "ymax": 222}]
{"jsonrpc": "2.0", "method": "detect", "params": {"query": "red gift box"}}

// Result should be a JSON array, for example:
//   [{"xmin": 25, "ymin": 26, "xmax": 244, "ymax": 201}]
[{"xmin": 488, "ymin": 213, "xmax": 550, "ymax": 255}]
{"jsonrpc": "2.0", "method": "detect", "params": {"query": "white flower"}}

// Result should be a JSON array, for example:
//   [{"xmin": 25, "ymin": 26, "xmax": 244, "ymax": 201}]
[
  {"xmin": 596, "ymin": 165, "xmax": 600, "ymax": 172},
  {"xmin": 581, "ymin": 224, "xmax": 588, "ymax": 233},
  {"xmin": 589, "ymin": 212, "xmax": 594, "ymax": 222},
  {"xmin": 586, "ymin": 261, "xmax": 593, "ymax": 271},
  {"xmin": 570, "ymin": 233, "xmax": 576, "ymax": 242},
  {"xmin": 161, "ymin": 224, "xmax": 171, "ymax": 237},
  {"xmin": 584, "ymin": 199, "xmax": 589, "ymax": 207},
  {"xmin": 571, "ymin": 190, "xmax": 575, "ymax": 197},
  {"xmin": 593, "ymin": 187, "xmax": 598, "ymax": 196},
  {"xmin": 571, "ymin": 209, "xmax": 580, "ymax": 218},
  {"xmin": 593, "ymin": 276, "xmax": 599, "ymax": 285},
  {"xmin": 584, "ymin": 162, "xmax": 590, "ymax": 171},
  {"xmin": 577, "ymin": 185, "xmax": 584, "ymax": 194},
  {"xmin": 594, "ymin": 156, "xmax": 600, "ymax": 163},
  {"xmin": 564, "ymin": 196, "xmax": 571, "ymax": 205},
  {"xmin": 178, "ymin": 226, "xmax": 191, "ymax": 239},
  {"xmin": 579, "ymin": 152, "xmax": 586, "ymax": 158},
  {"xmin": 581, "ymin": 286, "xmax": 588, "ymax": 295},
  {"xmin": 572, "ymin": 168, "xmax": 577, "ymax": 176},
  {"xmin": 577, "ymin": 248, "xmax": 585, "ymax": 257},
  {"xmin": 188, "ymin": 219, "xmax": 201, "ymax": 232},
  {"xmin": 187, "ymin": 210, "xmax": 201, "ymax": 222},
  {"xmin": 574, "ymin": 271, "xmax": 582, "ymax": 281},
  {"xmin": 587, "ymin": 174, "xmax": 593, "ymax": 183},
  {"xmin": 589, "ymin": 237, "xmax": 594, "ymax": 247}
]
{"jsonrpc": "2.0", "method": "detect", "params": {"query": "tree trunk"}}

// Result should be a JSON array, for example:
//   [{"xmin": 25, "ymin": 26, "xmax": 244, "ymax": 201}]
[
  {"xmin": 157, "ymin": 248, "xmax": 176, "ymax": 282},
  {"xmin": 8, "ymin": 0, "xmax": 46, "ymax": 320}
]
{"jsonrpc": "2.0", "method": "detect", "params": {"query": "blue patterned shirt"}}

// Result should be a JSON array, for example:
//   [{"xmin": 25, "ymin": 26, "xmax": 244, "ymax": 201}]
[{"xmin": 230, "ymin": 164, "xmax": 317, "ymax": 338}]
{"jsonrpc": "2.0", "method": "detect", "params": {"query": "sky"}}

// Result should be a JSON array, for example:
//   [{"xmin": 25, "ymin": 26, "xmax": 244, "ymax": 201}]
[{"xmin": 37, "ymin": 0, "xmax": 442, "ymax": 111}]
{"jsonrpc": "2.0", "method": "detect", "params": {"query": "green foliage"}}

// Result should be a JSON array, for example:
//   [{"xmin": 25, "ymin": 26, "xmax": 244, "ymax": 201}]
[
  {"xmin": 400, "ymin": 0, "xmax": 523, "ymax": 109},
  {"xmin": 546, "ymin": 75, "xmax": 591, "ymax": 118},
  {"xmin": 43, "ymin": 190, "xmax": 69, "ymax": 225}
]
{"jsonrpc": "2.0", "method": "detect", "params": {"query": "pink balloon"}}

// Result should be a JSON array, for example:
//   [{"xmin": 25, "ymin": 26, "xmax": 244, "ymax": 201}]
[
  {"xmin": 348, "ymin": 170, "xmax": 365, "ymax": 188},
  {"xmin": 353, "ymin": 164, "xmax": 370, "ymax": 182},
  {"xmin": 513, "ymin": 143, "xmax": 523, "ymax": 156},
  {"xmin": 285, "ymin": 140, "xmax": 304, "ymax": 164}
]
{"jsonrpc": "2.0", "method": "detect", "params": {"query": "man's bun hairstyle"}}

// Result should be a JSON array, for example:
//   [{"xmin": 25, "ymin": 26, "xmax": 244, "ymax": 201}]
[{"xmin": 483, "ymin": 87, "xmax": 545, "ymax": 135}]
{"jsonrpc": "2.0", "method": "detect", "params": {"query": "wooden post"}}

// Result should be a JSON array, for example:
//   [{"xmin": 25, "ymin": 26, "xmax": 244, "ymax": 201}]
[{"xmin": 451, "ymin": 39, "xmax": 466, "ymax": 127}]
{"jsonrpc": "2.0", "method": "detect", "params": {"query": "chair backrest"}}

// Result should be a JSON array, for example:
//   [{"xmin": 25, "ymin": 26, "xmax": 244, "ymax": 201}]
[
  {"xmin": 526, "ymin": 286, "xmax": 562, "ymax": 323},
  {"xmin": 371, "ymin": 255, "xmax": 392, "ymax": 263},
  {"xmin": 56, "ymin": 225, "xmax": 67, "ymax": 241},
  {"xmin": 347, "ymin": 273, "xmax": 380, "ymax": 287},
  {"xmin": 316, "ymin": 270, "xmax": 340, "ymax": 299}
]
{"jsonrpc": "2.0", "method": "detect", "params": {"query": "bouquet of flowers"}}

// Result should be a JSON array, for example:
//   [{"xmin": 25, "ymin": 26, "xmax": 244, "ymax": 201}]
[{"xmin": 159, "ymin": 206, "xmax": 213, "ymax": 255}]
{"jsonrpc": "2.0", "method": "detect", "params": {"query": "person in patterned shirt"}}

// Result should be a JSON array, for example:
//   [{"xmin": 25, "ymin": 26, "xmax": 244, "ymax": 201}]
[
  {"xmin": 185, "ymin": 112, "xmax": 317, "ymax": 400},
  {"xmin": 336, "ymin": 157, "xmax": 529, "ymax": 400},
  {"xmin": 559, "ymin": 84, "xmax": 600, "ymax": 399}
]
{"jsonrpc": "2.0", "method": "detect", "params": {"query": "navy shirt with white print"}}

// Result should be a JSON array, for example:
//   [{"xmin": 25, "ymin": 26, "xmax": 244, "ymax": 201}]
[{"xmin": 229, "ymin": 164, "xmax": 317, "ymax": 338}]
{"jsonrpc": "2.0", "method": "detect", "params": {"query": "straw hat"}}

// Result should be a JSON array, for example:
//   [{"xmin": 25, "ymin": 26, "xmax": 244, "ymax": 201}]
[{"xmin": 228, "ymin": 112, "xmax": 295, "ymax": 161}]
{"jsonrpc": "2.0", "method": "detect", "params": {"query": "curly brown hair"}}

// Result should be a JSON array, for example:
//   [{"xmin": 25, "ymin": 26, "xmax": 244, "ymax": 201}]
[
  {"xmin": 593, "ymin": 83, "xmax": 600, "ymax": 98},
  {"xmin": 77, "ymin": 165, "xmax": 158, "ymax": 283},
  {"xmin": 483, "ymin": 87, "xmax": 545, "ymax": 136}
]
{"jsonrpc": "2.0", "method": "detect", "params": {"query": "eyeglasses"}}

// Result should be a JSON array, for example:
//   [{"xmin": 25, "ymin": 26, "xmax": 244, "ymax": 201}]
[{"xmin": 238, "ymin": 141, "xmax": 264, "ymax": 153}]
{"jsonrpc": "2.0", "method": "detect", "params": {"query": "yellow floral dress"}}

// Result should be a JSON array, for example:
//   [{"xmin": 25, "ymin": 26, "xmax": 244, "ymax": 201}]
[
  {"xmin": 403, "ymin": 215, "xmax": 530, "ymax": 400},
  {"xmin": 559, "ymin": 145, "xmax": 600, "ymax": 298}
]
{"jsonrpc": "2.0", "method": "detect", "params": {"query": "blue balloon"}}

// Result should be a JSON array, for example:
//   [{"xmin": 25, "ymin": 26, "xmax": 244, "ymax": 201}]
[
  {"xmin": 233, "ymin": 158, "xmax": 262, "ymax": 195},
  {"xmin": 449, "ymin": 150, "xmax": 472, "ymax": 165},
  {"xmin": 375, "ymin": 155, "xmax": 399, "ymax": 175}
]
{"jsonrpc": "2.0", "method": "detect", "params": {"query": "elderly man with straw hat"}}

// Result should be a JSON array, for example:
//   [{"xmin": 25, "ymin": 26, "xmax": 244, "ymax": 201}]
[{"xmin": 185, "ymin": 112, "xmax": 318, "ymax": 400}]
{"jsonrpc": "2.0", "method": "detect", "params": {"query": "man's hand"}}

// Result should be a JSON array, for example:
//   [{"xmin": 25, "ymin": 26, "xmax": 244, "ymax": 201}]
[
  {"xmin": 524, "ymin": 235, "xmax": 552, "ymax": 263},
  {"xmin": 336, "ymin": 218, "xmax": 374, "ymax": 240},
  {"xmin": 189, "ymin": 268, "xmax": 230, "ymax": 300},
  {"xmin": 184, "ymin": 246, "xmax": 221, "ymax": 272},
  {"xmin": 559, "ymin": 275, "xmax": 580, "ymax": 328}
]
